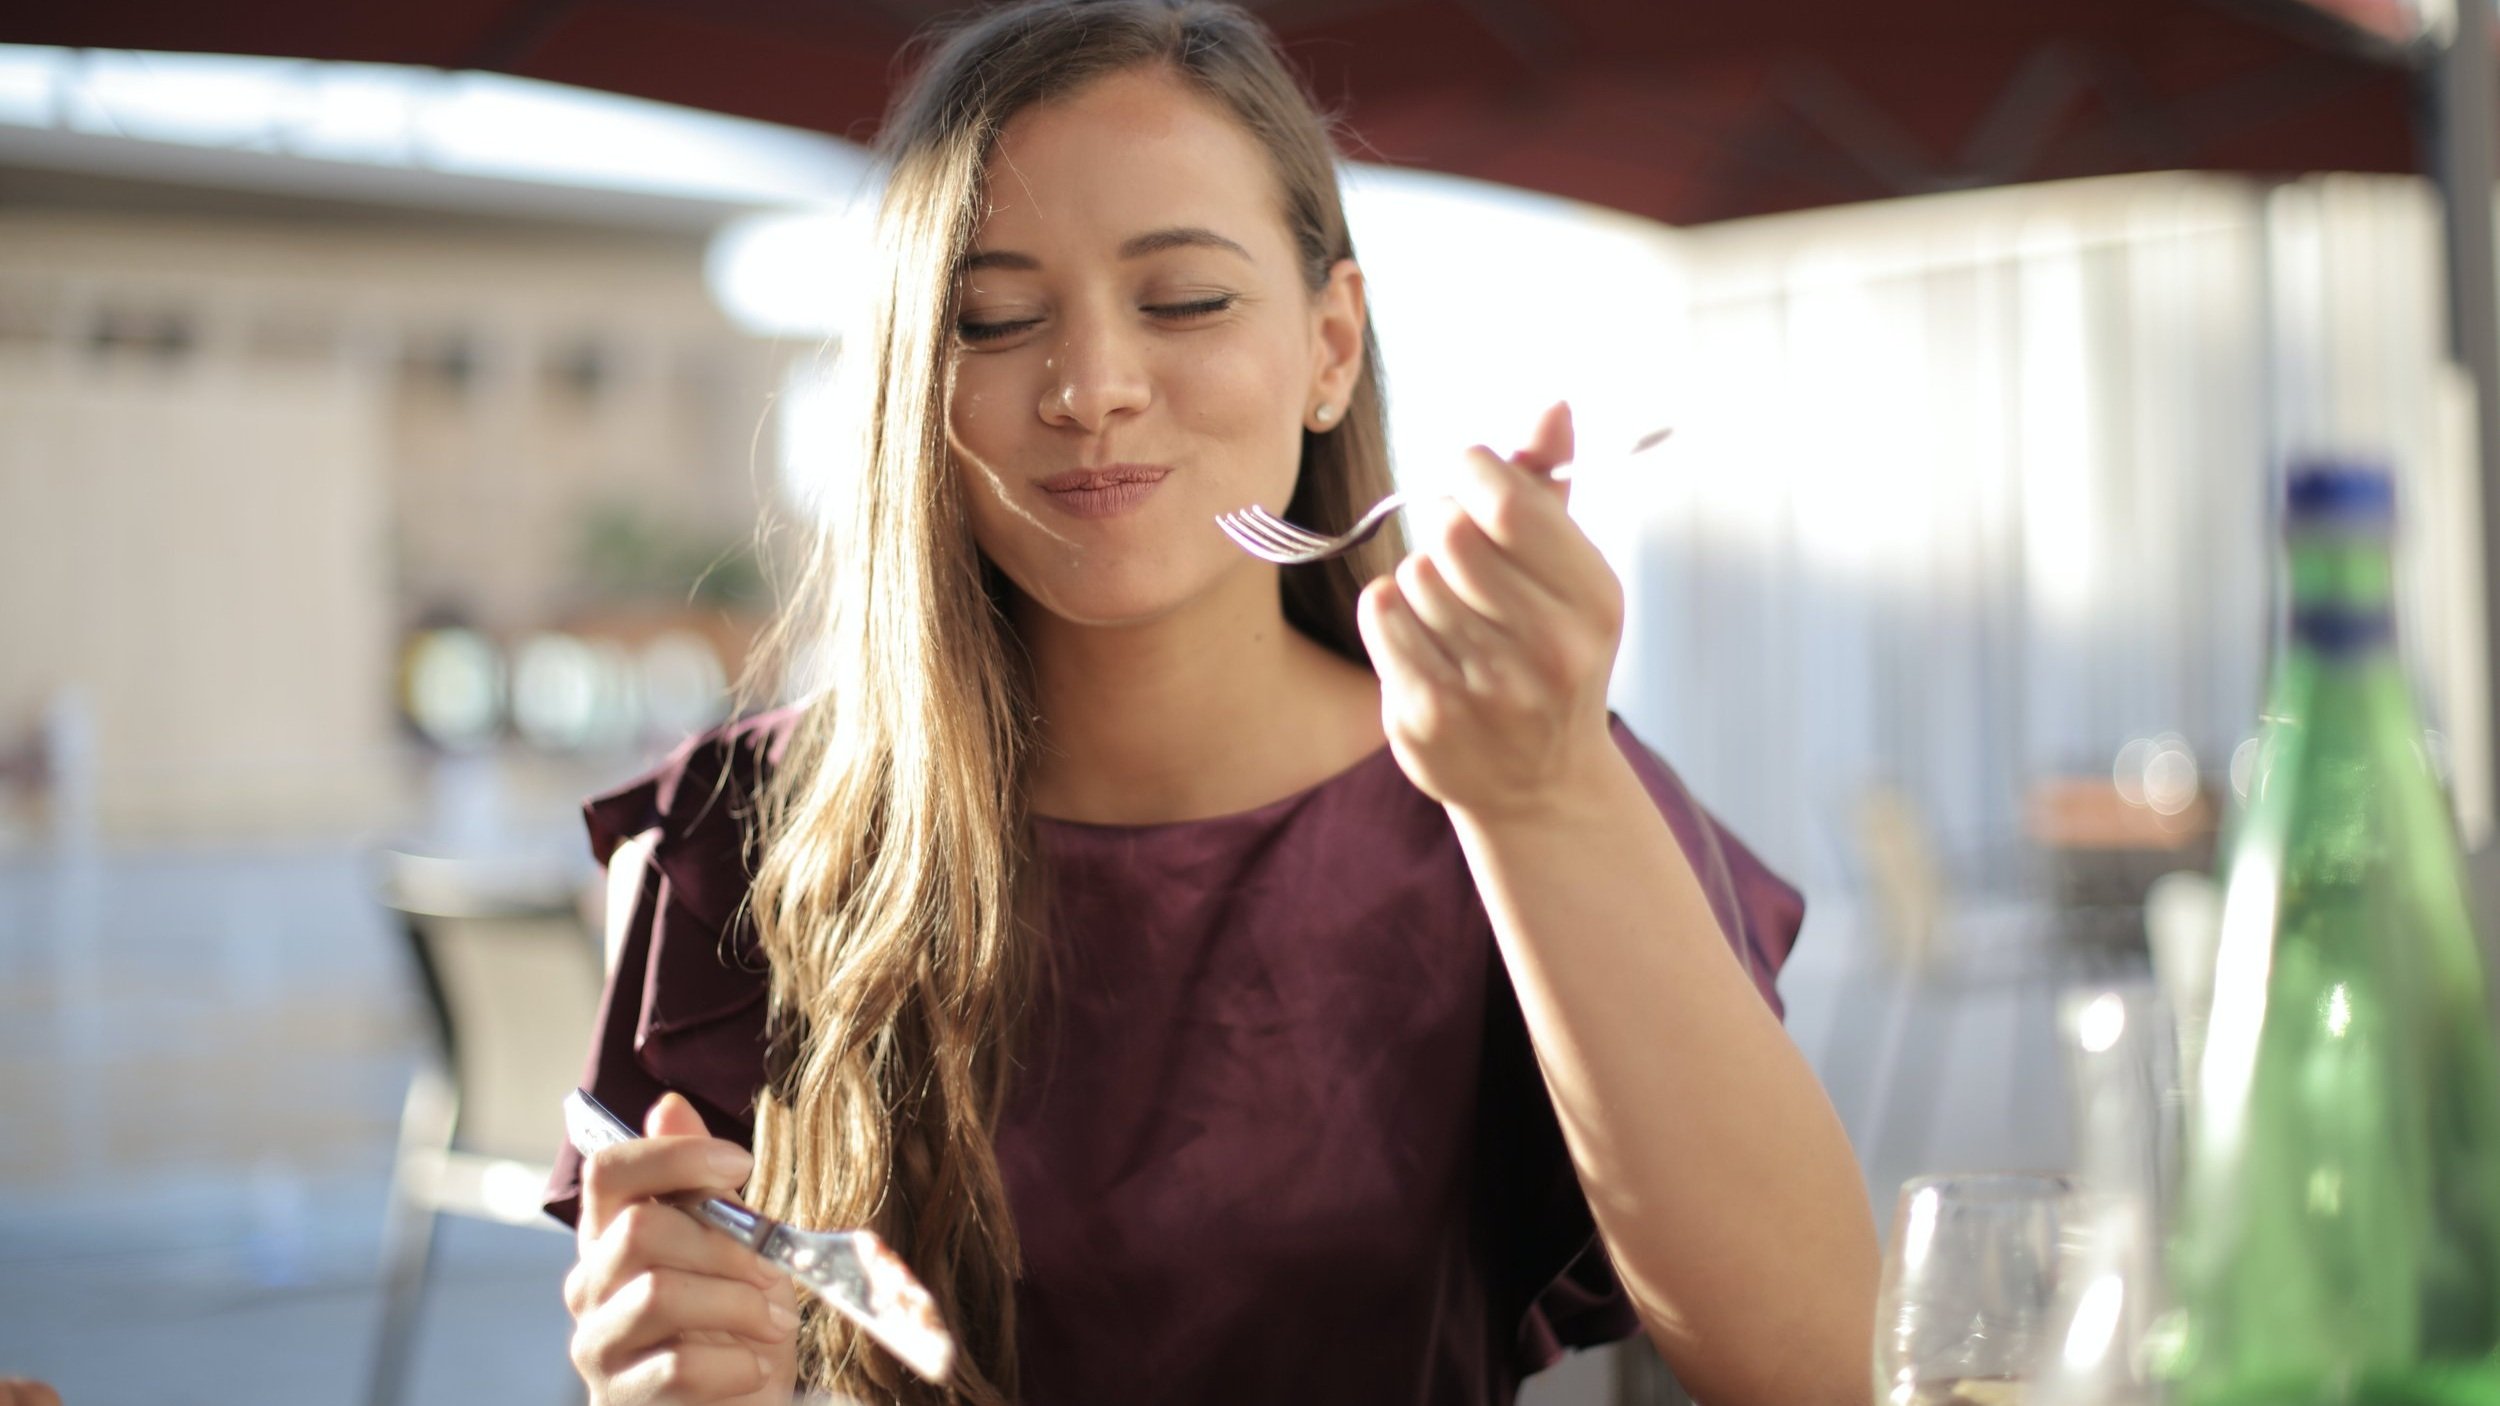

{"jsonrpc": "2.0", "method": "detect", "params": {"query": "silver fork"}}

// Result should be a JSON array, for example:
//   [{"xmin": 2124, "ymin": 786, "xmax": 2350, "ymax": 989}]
[{"xmin": 1215, "ymin": 426, "xmax": 1674, "ymax": 565}]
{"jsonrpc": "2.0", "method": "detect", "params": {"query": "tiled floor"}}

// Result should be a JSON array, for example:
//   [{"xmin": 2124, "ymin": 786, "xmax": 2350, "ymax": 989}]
[{"xmin": 0, "ymin": 834, "xmax": 2096, "ymax": 1406}]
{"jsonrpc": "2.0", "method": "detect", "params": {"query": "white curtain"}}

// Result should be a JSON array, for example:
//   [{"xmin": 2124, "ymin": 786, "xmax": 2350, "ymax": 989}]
[{"xmin": 1571, "ymin": 172, "xmax": 2484, "ymax": 899}]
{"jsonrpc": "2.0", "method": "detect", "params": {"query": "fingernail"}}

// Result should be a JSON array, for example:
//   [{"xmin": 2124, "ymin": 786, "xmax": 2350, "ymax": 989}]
[
  {"xmin": 769, "ymin": 1299, "xmax": 798, "ymax": 1331},
  {"xmin": 709, "ymin": 1145, "xmax": 753, "ymax": 1179},
  {"xmin": 754, "ymin": 1349, "xmax": 774, "ymax": 1378}
]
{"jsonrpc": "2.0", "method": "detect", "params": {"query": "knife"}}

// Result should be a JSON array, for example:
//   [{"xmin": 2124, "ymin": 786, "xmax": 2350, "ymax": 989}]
[{"xmin": 562, "ymin": 1086, "xmax": 957, "ymax": 1385}]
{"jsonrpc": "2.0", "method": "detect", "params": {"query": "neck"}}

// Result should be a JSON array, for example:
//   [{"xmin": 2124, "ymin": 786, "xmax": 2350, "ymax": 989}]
[{"xmin": 1013, "ymin": 567, "xmax": 1382, "ymax": 825}]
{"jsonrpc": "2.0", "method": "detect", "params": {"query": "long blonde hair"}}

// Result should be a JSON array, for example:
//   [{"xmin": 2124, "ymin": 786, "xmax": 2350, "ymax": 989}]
[{"xmin": 738, "ymin": 3, "xmax": 1403, "ymax": 1399}]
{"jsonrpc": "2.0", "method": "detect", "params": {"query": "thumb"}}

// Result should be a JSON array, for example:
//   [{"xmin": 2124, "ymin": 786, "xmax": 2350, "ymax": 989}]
[
  {"xmin": 644, "ymin": 1090, "xmax": 711, "ymax": 1140},
  {"xmin": 1511, "ymin": 400, "xmax": 1575, "ymax": 495}
]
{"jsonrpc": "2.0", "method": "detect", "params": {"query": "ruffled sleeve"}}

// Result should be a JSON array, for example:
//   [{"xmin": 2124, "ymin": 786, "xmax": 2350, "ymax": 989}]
[
  {"xmin": 1610, "ymin": 717, "xmax": 1802, "ymax": 1021},
  {"xmin": 540, "ymin": 706, "xmax": 802, "ymax": 1229},
  {"xmin": 1492, "ymin": 714, "xmax": 1806, "ymax": 1375}
]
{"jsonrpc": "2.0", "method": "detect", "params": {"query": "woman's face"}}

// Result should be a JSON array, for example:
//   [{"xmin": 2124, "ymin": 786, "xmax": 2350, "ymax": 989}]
[{"xmin": 946, "ymin": 65, "xmax": 1364, "ymax": 629}]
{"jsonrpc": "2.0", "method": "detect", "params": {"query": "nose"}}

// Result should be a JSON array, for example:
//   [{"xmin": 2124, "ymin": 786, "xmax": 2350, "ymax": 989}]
[{"xmin": 1039, "ymin": 310, "xmax": 1150, "ymax": 432}]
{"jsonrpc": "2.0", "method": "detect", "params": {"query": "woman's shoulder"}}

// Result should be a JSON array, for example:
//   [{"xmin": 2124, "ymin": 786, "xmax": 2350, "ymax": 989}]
[{"xmin": 583, "ymin": 703, "xmax": 805, "ymax": 923}]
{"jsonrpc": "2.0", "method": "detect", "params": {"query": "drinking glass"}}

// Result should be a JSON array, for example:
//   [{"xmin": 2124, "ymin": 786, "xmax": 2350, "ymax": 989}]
[
  {"xmin": 1875, "ymin": 1171, "xmax": 2073, "ymax": 1406},
  {"xmin": 2032, "ymin": 981, "xmax": 2182, "ymax": 1406}
]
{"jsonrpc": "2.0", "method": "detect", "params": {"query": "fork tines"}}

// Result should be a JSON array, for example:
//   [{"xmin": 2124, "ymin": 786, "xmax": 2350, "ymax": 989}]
[{"xmin": 1216, "ymin": 507, "xmax": 1337, "ymax": 564}]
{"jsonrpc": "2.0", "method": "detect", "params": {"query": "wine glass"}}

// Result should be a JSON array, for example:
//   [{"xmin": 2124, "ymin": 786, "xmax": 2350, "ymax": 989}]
[
  {"xmin": 1875, "ymin": 1171, "xmax": 2074, "ymax": 1406},
  {"xmin": 2031, "ymin": 981, "xmax": 2184, "ymax": 1406}
]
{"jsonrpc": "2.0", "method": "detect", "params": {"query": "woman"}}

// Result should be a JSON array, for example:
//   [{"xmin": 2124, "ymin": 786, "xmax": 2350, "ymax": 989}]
[{"xmin": 547, "ymin": 2, "xmax": 1878, "ymax": 1403}]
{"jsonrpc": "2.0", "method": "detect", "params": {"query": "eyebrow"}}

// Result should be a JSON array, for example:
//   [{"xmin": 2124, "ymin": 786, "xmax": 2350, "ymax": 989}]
[{"xmin": 960, "ymin": 226, "xmax": 1253, "ymax": 274}]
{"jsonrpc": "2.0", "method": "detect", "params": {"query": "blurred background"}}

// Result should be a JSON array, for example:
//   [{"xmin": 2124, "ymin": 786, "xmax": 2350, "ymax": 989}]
[{"xmin": 3, "ymin": 1, "xmax": 2497, "ymax": 1402}]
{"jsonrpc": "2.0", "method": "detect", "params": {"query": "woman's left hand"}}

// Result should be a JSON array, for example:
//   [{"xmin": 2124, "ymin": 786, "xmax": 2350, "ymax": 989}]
[{"xmin": 1357, "ymin": 401, "xmax": 1626, "ymax": 822}]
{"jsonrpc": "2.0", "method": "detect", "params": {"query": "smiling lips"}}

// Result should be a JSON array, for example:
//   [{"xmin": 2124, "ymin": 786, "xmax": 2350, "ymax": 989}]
[{"xmin": 1037, "ymin": 463, "xmax": 1173, "ymax": 518}]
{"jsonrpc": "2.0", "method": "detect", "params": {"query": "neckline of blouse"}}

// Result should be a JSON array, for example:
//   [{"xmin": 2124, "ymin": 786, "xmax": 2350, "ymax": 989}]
[{"xmin": 1030, "ymin": 740, "xmax": 1401, "ymax": 837}]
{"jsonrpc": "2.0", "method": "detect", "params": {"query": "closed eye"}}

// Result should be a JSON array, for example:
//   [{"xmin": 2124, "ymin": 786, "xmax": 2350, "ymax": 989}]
[
  {"xmin": 1146, "ymin": 295, "xmax": 1235, "ymax": 322},
  {"xmin": 957, "ymin": 317, "xmax": 1040, "ymax": 345},
  {"xmin": 956, "ymin": 294, "xmax": 1238, "ymax": 345}
]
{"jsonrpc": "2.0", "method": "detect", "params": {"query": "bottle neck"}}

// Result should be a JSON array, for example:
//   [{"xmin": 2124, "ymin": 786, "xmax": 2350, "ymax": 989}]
[{"xmin": 2287, "ymin": 531, "xmax": 2395, "ymax": 653}]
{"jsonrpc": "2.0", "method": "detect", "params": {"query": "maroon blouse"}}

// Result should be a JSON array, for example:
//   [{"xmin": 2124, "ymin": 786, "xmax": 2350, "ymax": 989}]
[{"xmin": 544, "ymin": 706, "xmax": 1804, "ymax": 1404}]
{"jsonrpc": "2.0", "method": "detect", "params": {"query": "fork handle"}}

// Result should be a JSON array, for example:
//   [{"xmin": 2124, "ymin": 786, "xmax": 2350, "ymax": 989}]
[
  {"xmin": 674, "ymin": 1191, "xmax": 778, "ymax": 1251},
  {"xmin": 1527, "ymin": 425, "xmax": 1670, "ymax": 484}
]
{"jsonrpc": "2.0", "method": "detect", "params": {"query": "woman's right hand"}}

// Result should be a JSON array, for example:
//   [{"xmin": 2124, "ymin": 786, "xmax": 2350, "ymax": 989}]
[{"xmin": 564, "ymin": 1092, "xmax": 802, "ymax": 1404}]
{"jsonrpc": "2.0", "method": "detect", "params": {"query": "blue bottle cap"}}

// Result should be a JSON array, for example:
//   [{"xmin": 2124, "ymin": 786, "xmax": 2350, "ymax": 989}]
[{"xmin": 2285, "ymin": 459, "xmax": 2395, "ymax": 528}]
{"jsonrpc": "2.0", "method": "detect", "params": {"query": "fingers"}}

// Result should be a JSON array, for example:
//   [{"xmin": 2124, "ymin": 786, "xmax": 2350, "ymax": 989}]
[
  {"xmin": 1367, "ymin": 424, "xmax": 1627, "ymax": 732},
  {"xmin": 1377, "ymin": 552, "xmax": 1574, "ymax": 722},
  {"xmin": 573, "ymin": 1257, "xmax": 796, "ymax": 1364},
  {"xmin": 565, "ymin": 1128, "xmax": 803, "ymax": 1405},
  {"xmin": 1393, "ymin": 552, "xmax": 1512, "ymax": 701},
  {"xmin": 1512, "ymin": 399, "xmax": 1575, "ymax": 478},
  {"xmin": 578, "ymin": 1094, "xmax": 752, "ymax": 1246},
  {"xmin": 1419, "ymin": 443, "xmax": 1623, "ymax": 655},
  {"xmin": 1443, "ymin": 446, "xmax": 1604, "ymax": 600},
  {"xmin": 567, "ymin": 1214, "xmax": 801, "ymax": 1398},
  {"xmin": 1359, "ymin": 576, "xmax": 1460, "ymax": 692},
  {"xmin": 569, "ymin": 1200, "xmax": 783, "ymax": 1316},
  {"xmin": 598, "ymin": 1338, "xmax": 779, "ymax": 1404},
  {"xmin": 567, "ymin": 1088, "xmax": 788, "ymax": 1406},
  {"xmin": 0, "ymin": 1380, "xmax": 63, "ymax": 1406},
  {"xmin": 644, "ymin": 1090, "xmax": 710, "ymax": 1140},
  {"xmin": 1409, "ymin": 496, "xmax": 1557, "ymax": 634}
]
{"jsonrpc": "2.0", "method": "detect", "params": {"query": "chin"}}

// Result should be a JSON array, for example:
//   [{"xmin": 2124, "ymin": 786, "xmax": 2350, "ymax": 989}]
[
  {"xmin": 999, "ymin": 555, "xmax": 1238, "ymax": 632},
  {"xmin": 1016, "ymin": 579, "xmax": 1196, "ymax": 630}
]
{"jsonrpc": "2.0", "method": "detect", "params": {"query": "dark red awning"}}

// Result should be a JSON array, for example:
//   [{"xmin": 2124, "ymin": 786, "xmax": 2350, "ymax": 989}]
[{"xmin": 1, "ymin": 0, "xmax": 2438, "ymax": 224}]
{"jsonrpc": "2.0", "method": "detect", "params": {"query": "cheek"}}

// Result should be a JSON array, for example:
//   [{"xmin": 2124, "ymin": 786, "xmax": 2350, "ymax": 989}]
[
  {"xmin": 954, "ymin": 455, "xmax": 1018, "ymax": 552},
  {"xmin": 956, "ymin": 477, "xmax": 1033, "ymax": 594},
  {"xmin": 950, "ymin": 450, "xmax": 1076, "ymax": 599},
  {"xmin": 948, "ymin": 366, "xmax": 1008, "ymax": 443},
  {"xmin": 1164, "ymin": 334, "xmax": 1306, "ymax": 441}
]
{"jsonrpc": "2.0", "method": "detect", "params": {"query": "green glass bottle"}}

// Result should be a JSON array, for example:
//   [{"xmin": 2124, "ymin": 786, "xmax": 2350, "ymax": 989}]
[{"xmin": 2172, "ymin": 462, "xmax": 2500, "ymax": 1406}]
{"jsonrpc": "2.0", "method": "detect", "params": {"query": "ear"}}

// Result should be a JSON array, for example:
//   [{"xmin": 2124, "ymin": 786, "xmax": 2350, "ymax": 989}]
[{"xmin": 1305, "ymin": 258, "xmax": 1367, "ymax": 429}]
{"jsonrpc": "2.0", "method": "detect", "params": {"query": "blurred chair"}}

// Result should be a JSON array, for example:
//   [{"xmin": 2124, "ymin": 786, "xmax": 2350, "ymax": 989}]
[
  {"xmin": 369, "ymin": 850, "xmax": 602, "ymax": 1406},
  {"xmin": 1855, "ymin": 784, "xmax": 1946, "ymax": 972},
  {"xmin": 1842, "ymin": 783, "xmax": 1956, "ymax": 1180}
]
